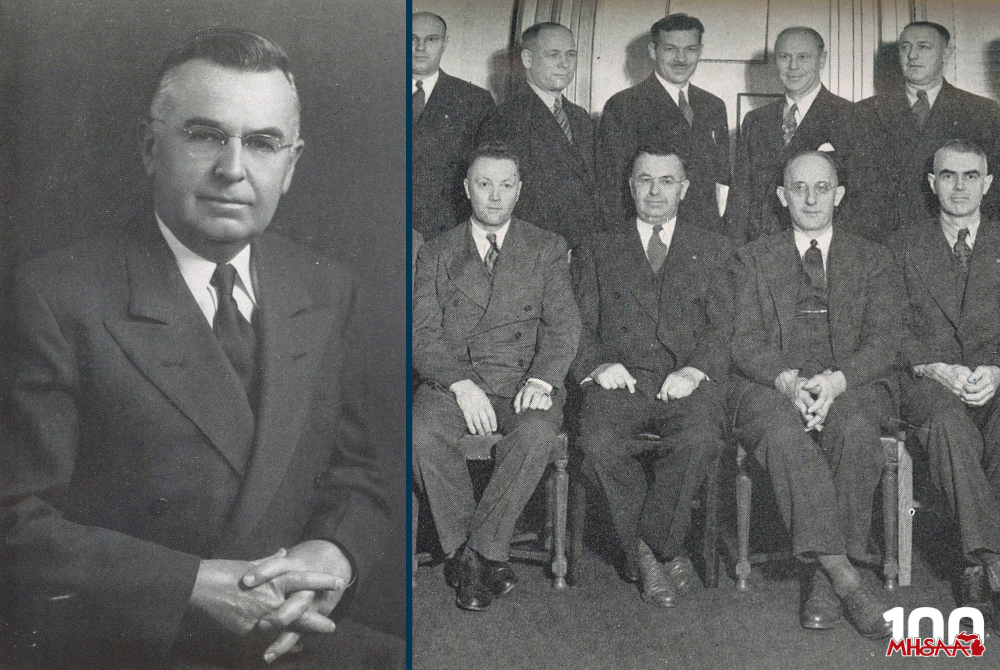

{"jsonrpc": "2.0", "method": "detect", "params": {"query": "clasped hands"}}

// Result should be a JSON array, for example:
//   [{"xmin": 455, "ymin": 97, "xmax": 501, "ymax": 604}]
[
  {"xmin": 917, "ymin": 362, "xmax": 1000, "ymax": 406},
  {"xmin": 592, "ymin": 363, "xmax": 706, "ymax": 401},
  {"xmin": 775, "ymin": 368, "xmax": 847, "ymax": 431},
  {"xmin": 450, "ymin": 378, "xmax": 552, "ymax": 436},
  {"xmin": 188, "ymin": 539, "xmax": 352, "ymax": 663}
]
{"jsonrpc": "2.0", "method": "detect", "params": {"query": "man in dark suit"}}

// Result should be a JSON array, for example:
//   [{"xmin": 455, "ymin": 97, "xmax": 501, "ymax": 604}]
[
  {"xmin": 412, "ymin": 141, "xmax": 581, "ymax": 611},
  {"xmin": 837, "ymin": 21, "xmax": 1000, "ymax": 242},
  {"xmin": 596, "ymin": 13, "xmax": 729, "ymax": 233},
  {"xmin": 730, "ymin": 151, "xmax": 902, "ymax": 639},
  {"xmin": 572, "ymin": 146, "xmax": 731, "ymax": 607},
  {"xmin": 478, "ymin": 22, "xmax": 600, "ymax": 249},
  {"xmin": 412, "ymin": 11, "xmax": 496, "ymax": 240},
  {"xmin": 0, "ymin": 31, "xmax": 401, "ymax": 669},
  {"xmin": 726, "ymin": 27, "xmax": 853, "ymax": 243},
  {"xmin": 893, "ymin": 139, "xmax": 1000, "ymax": 627}
]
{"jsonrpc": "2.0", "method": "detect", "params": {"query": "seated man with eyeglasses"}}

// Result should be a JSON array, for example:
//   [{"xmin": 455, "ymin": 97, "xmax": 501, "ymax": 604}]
[
  {"xmin": 1, "ymin": 30, "xmax": 402, "ymax": 669},
  {"xmin": 729, "ymin": 150, "xmax": 905, "ymax": 639}
]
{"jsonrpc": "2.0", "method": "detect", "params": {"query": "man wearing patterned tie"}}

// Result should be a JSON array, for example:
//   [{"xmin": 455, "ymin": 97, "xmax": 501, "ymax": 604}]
[
  {"xmin": 572, "ymin": 146, "xmax": 732, "ymax": 607},
  {"xmin": 1, "ymin": 30, "xmax": 402, "ymax": 669},
  {"xmin": 596, "ymin": 14, "xmax": 730, "ymax": 233},
  {"xmin": 729, "ymin": 151, "xmax": 904, "ymax": 639},
  {"xmin": 412, "ymin": 11, "xmax": 495, "ymax": 240},
  {"xmin": 478, "ymin": 22, "xmax": 600, "ymax": 249},
  {"xmin": 892, "ymin": 140, "xmax": 1000, "ymax": 629},
  {"xmin": 837, "ymin": 21, "xmax": 1000, "ymax": 242},
  {"xmin": 412, "ymin": 141, "xmax": 581, "ymax": 611},
  {"xmin": 726, "ymin": 27, "xmax": 853, "ymax": 243}
]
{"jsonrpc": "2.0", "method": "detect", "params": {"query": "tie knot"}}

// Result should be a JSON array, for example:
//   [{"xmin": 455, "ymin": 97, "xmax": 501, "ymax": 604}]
[
  {"xmin": 958, "ymin": 228, "xmax": 970, "ymax": 243},
  {"xmin": 917, "ymin": 89, "xmax": 928, "ymax": 102},
  {"xmin": 652, "ymin": 223, "xmax": 664, "ymax": 235},
  {"xmin": 810, "ymin": 239, "xmax": 819, "ymax": 248},
  {"xmin": 788, "ymin": 103, "xmax": 798, "ymax": 116},
  {"xmin": 552, "ymin": 96, "xmax": 561, "ymax": 111},
  {"xmin": 415, "ymin": 80, "xmax": 424, "ymax": 91},
  {"xmin": 486, "ymin": 232, "xmax": 497, "ymax": 244},
  {"xmin": 211, "ymin": 263, "xmax": 238, "ymax": 298}
]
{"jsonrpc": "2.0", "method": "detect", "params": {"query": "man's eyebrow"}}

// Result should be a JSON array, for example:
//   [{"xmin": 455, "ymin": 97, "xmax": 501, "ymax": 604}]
[
  {"xmin": 937, "ymin": 169, "xmax": 958, "ymax": 176},
  {"xmin": 963, "ymin": 170, "xmax": 983, "ymax": 176},
  {"xmin": 183, "ymin": 117, "xmax": 287, "ymax": 138}
]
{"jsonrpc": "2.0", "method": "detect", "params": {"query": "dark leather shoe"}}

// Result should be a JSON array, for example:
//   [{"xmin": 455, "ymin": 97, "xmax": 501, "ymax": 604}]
[
  {"xmin": 455, "ymin": 548, "xmax": 492, "ymax": 611},
  {"xmin": 663, "ymin": 556, "xmax": 696, "ymax": 594},
  {"xmin": 960, "ymin": 566, "xmax": 988, "ymax": 608},
  {"xmin": 637, "ymin": 540, "xmax": 676, "ymax": 608},
  {"xmin": 841, "ymin": 582, "xmax": 892, "ymax": 639},
  {"xmin": 985, "ymin": 559, "xmax": 1000, "ymax": 594},
  {"xmin": 486, "ymin": 559, "xmax": 517, "ymax": 597},
  {"xmin": 443, "ymin": 553, "xmax": 461, "ymax": 589},
  {"xmin": 801, "ymin": 569, "xmax": 843, "ymax": 630}
]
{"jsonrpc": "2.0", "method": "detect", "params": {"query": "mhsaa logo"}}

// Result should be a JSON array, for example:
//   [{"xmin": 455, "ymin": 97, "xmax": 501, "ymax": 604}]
[{"xmin": 884, "ymin": 607, "xmax": 986, "ymax": 657}]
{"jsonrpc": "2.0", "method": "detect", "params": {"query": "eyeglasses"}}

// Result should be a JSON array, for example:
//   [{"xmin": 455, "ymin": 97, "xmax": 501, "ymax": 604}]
[
  {"xmin": 786, "ymin": 181, "xmax": 835, "ymax": 197},
  {"xmin": 151, "ymin": 120, "xmax": 298, "ymax": 163}
]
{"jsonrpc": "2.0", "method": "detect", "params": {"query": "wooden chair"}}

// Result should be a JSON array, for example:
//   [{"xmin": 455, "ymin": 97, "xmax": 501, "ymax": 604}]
[
  {"xmin": 720, "ymin": 431, "xmax": 913, "ymax": 591},
  {"xmin": 568, "ymin": 432, "xmax": 721, "ymax": 588},
  {"xmin": 414, "ymin": 432, "xmax": 571, "ymax": 590}
]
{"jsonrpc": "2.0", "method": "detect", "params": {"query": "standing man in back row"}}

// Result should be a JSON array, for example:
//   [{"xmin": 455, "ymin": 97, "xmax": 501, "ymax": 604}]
[
  {"xmin": 837, "ymin": 21, "xmax": 1000, "ymax": 242},
  {"xmin": 597, "ymin": 13, "xmax": 730, "ymax": 233},
  {"xmin": 726, "ymin": 26, "xmax": 853, "ymax": 243},
  {"xmin": 478, "ymin": 22, "xmax": 600, "ymax": 250},
  {"xmin": 412, "ymin": 11, "xmax": 495, "ymax": 240}
]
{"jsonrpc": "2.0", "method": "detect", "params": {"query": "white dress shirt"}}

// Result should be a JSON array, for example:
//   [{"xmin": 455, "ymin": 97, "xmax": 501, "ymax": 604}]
[
  {"xmin": 654, "ymin": 71, "xmax": 690, "ymax": 108},
  {"xmin": 905, "ymin": 80, "xmax": 943, "ymax": 108},
  {"xmin": 793, "ymin": 226, "xmax": 833, "ymax": 272},
  {"xmin": 413, "ymin": 69, "xmax": 440, "ymax": 98},
  {"xmin": 156, "ymin": 215, "xmax": 256, "ymax": 325},
  {"xmin": 941, "ymin": 214, "xmax": 981, "ymax": 249},
  {"xmin": 785, "ymin": 81, "xmax": 822, "ymax": 126},
  {"xmin": 636, "ymin": 216, "xmax": 678, "ymax": 255}
]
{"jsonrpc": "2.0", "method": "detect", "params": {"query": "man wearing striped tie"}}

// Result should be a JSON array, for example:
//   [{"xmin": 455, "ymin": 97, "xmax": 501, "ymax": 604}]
[
  {"xmin": 572, "ymin": 145, "xmax": 733, "ymax": 608},
  {"xmin": 478, "ymin": 22, "xmax": 600, "ymax": 250},
  {"xmin": 412, "ymin": 142, "xmax": 581, "ymax": 611}
]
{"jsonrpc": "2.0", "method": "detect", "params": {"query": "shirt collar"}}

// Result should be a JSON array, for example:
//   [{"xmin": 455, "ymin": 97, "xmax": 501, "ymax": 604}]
[
  {"xmin": 905, "ymin": 79, "xmax": 943, "ymax": 108},
  {"xmin": 527, "ymin": 79, "xmax": 561, "ymax": 111},
  {"xmin": 636, "ymin": 216, "xmax": 678, "ymax": 251},
  {"xmin": 940, "ymin": 214, "xmax": 981, "ymax": 249},
  {"xmin": 786, "ymin": 82, "xmax": 822, "ymax": 120},
  {"xmin": 654, "ymin": 71, "xmax": 690, "ymax": 107},
  {"xmin": 793, "ymin": 225, "xmax": 834, "ymax": 269},
  {"xmin": 413, "ymin": 69, "xmax": 440, "ymax": 98},
  {"xmin": 155, "ymin": 214, "xmax": 256, "ymax": 303},
  {"xmin": 469, "ymin": 218, "xmax": 511, "ymax": 259}
]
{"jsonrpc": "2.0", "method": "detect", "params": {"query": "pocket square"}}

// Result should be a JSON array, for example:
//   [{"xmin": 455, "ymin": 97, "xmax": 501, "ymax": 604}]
[{"xmin": 817, "ymin": 142, "xmax": 835, "ymax": 152}]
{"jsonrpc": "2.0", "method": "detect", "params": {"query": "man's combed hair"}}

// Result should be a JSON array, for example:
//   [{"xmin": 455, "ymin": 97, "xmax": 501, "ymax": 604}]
[
  {"xmin": 775, "ymin": 26, "xmax": 825, "ymax": 54},
  {"xmin": 650, "ymin": 14, "xmax": 705, "ymax": 43},
  {"xmin": 631, "ymin": 143, "xmax": 686, "ymax": 175},
  {"xmin": 935, "ymin": 138, "xmax": 990, "ymax": 172},
  {"xmin": 468, "ymin": 141, "xmax": 521, "ymax": 176},
  {"xmin": 521, "ymin": 22, "xmax": 567, "ymax": 52},
  {"xmin": 150, "ymin": 28, "xmax": 299, "ymax": 120},
  {"xmin": 904, "ymin": 20, "xmax": 951, "ymax": 45},
  {"xmin": 782, "ymin": 149, "xmax": 839, "ymax": 184}
]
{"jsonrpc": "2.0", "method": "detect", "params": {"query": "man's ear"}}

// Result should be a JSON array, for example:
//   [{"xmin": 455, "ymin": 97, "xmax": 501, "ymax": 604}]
[
  {"xmin": 679, "ymin": 179, "xmax": 690, "ymax": 201},
  {"xmin": 463, "ymin": 177, "xmax": 471, "ymax": 200},
  {"xmin": 833, "ymin": 184, "xmax": 846, "ymax": 207},
  {"xmin": 983, "ymin": 173, "xmax": 994, "ymax": 196},
  {"xmin": 776, "ymin": 185, "xmax": 788, "ymax": 208},
  {"xmin": 927, "ymin": 173, "xmax": 938, "ymax": 196},
  {"xmin": 281, "ymin": 139, "xmax": 306, "ymax": 194},
  {"xmin": 140, "ymin": 120, "xmax": 157, "ymax": 177},
  {"xmin": 520, "ymin": 49, "xmax": 532, "ymax": 71},
  {"xmin": 648, "ymin": 41, "xmax": 657, "ymax": 62}
]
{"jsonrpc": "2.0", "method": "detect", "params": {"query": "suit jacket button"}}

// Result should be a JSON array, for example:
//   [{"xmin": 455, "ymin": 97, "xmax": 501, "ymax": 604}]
[
  {"xmin": 454, "ymin": 299, "xmax": 460, "ymax": 307},
  {"xmin": 518, "ymin": 359, "xmax": 525, "ymax": 367},
  {"xmin": 621, "ymin": 326, "xmax": 629, "ymax": 333},
  {"xmin": 524, "ymin": 305, "xmax": 533, "ymax": 311},
  {"xmin": 514, "ymin": 332, "xmax": 522, "ymax": 340},
  {"xmin": 148, "ymin": 498, "xmax": 170, "ymax": 516}
]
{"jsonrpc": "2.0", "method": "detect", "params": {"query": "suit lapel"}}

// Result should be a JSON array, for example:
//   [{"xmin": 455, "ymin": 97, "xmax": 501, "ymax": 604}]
[
  {"xmin": 103, "ymin": 220, "xmax": 255, "ymax": 474},
  {"xmin": 624, "ymin": 226, "xmax": 661, "ymax": 324},
  {"xmin": 763, "ymin": 232, "xmax": 801, "ymax": 345},
  {"xmin": 215, "ymin": 235, "xmax": 337, "ymax": 551},
  {"xmin": 909, "ymin": 219, "xmax": 961, "ymax": 326},
  {"xmin": 960, "ymin": 218, "xmax": 1000, "ymax": 328},
  {"xmin": 827, "ymin": 230, "xmax": 855, "ymax": 357},
  {"xmin": 444, "ymin": 223, "xmax": 492, "ymax": 310},
  {"xmin": 656, "ymin": 223, "xmax": 699, "ymax": 348},
  {"xmin": 476, "ymin": 220, "xmax": 535, "ymax": 334},
  {"xmin": 521, "ymin": 88, "xmax": 589, "ymax": 181},
  {"xmin": 416, "ymin": 71, "xmax": 453, "ymax": 128}
]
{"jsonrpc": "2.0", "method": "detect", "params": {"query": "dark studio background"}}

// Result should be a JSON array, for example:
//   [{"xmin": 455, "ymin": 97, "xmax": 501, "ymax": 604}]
[{"xmin": 0, "ymin": 0, "xmax": 407, "ymax": 640}]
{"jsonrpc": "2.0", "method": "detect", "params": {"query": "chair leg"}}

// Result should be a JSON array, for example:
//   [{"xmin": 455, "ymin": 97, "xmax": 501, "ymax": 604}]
[
  {"xmin": 897, "ymin": 434, "xmax": 913, "ymax": 587},
  {"xmin": 551, "ymin": 457, "xmax": 569, "ymax": 590},
  {"xmin": 703, "ymin": 453, "xmax": 721, "ymax": 588},
  {"xmin": 881, "ymin": 436, "xmax": 899, "ymax": 591},
  {"xmin": 735, "ymin": 447, "xmax": 752, "ymax": 592},
  {"xmin": 568, "ymin": 478, "xmax": 586, "ymax": 586},
  {"xmin": 544, "ymin": 474, "xmax": 555, "ymax": 551}
]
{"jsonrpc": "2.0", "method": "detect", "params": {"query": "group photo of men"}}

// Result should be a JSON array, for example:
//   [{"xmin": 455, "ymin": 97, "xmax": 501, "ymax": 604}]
[{"xmin": 412, "ymin": 4, "xmax": 1000, "ymax": 668}]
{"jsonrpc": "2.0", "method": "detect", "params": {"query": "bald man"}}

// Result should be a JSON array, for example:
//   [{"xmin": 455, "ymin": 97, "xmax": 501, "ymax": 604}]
[{"xmin": 730, "ymin": 151, "xmax": 904, "ymax": 639}]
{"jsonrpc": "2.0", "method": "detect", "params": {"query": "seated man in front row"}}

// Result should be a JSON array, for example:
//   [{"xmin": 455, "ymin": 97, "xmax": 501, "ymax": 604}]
[
  {"xmin": 729, "ymin": 151, "xmax": 904, "ymax": 639},
  {"xmin": 412, "ymin": 141, "xmax": 581, "ymax": 611},
  {"xmin": 893, "ymin": 139, "xmax": 1000, "ymax": 627},
  {"xmin": 572, "ymin": 145, "xmax": 732, "ymax": 607}
]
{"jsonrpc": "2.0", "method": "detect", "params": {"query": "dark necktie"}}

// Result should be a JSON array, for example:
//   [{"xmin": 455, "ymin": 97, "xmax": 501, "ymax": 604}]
[
  {"xmin": 553, "ymin": 96, "xmax": 573, "ymax": 143},
  {"xmin": 803, "ymin": 239, "xmax": 826, "ymax": 292},
  {"xmin": 647, "ymin": 223, "xmax": 668, "ymax": 274},
  {"xmin": 484, "ymin": 232, "xmax": 500, "ymax": 274},
  {"xmin": 413, "ymin": 80, "xmax": 426, "ymax": 122},
  {"xmin": 678, "ymin": 89, "xmax": 694, "ymax": 127},
  {"xmin": 211, "ymin": 264, "xmax": 257, "ymax": 399},
  {"xmin": 912, "ymin": 89, "xmax": 930, "ymax": 128},
  {"xmin": 782, "ymin": 103, "xmax": 798, "ymax": 146},
  {"xmin": 954, "ymin": 227, "xmax": 972, "ymax": 274}
]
